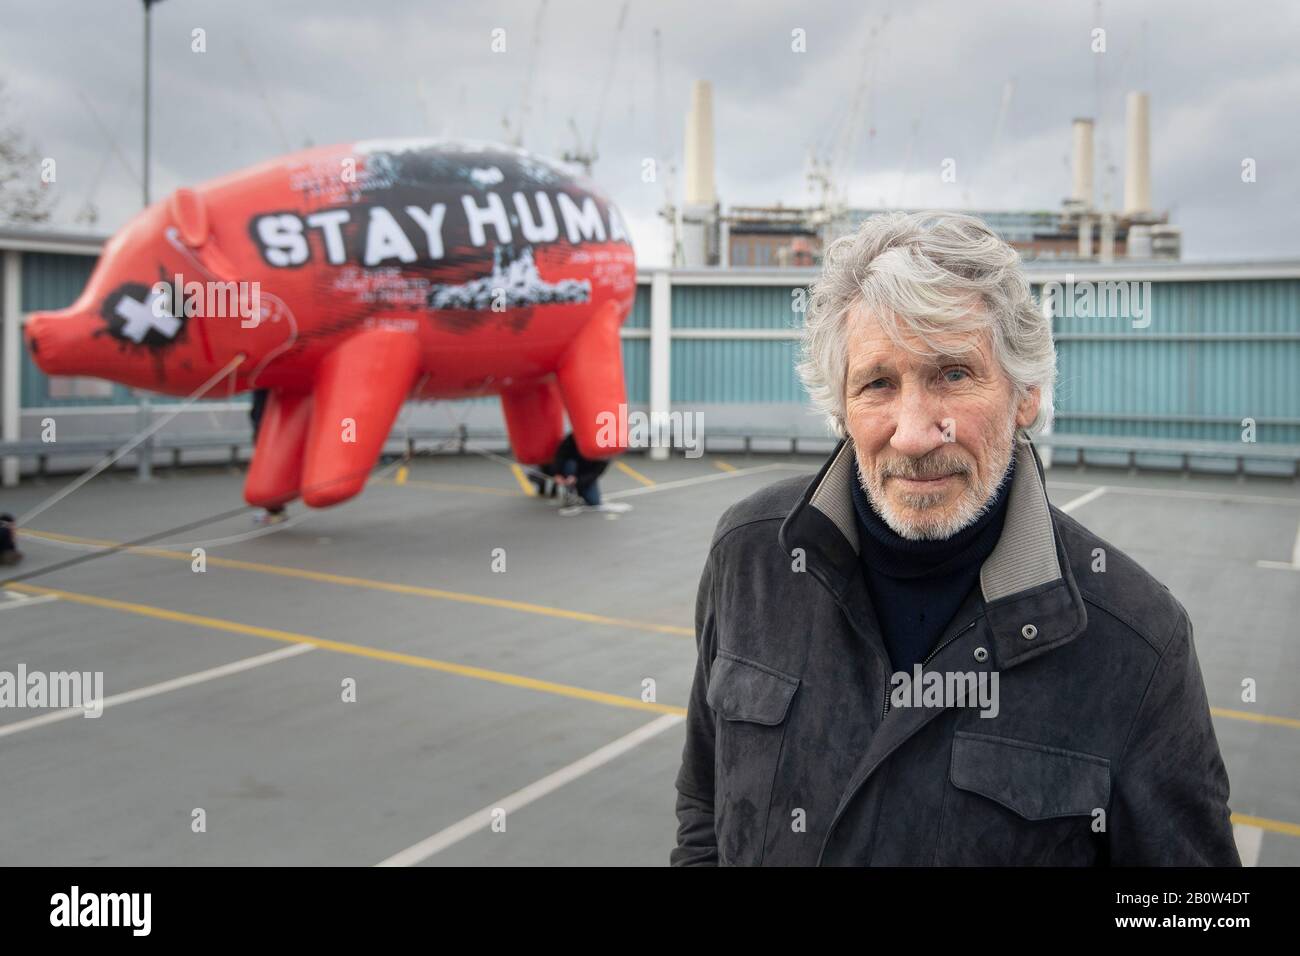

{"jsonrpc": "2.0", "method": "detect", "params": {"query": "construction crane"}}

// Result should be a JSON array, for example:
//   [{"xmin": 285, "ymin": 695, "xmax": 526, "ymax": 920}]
[
  {"xmin": 235, "ymin": 37, "xmax": 294, "ymax": 154},
  {"xmin": 963, "ymin": 78, "xmax": 1015, "ymax": 207},
  {"xmin": 415, "ymin": 77, "xmax": 438, "ymax": 138},
  {"xmin": 73, "ymin": 89, "xmax": 143, "ymax": 225},
  {"xmin": 506, "ymin": 0, "xmax": 549, "ymax": 147},
  {"xmin": 649, "ymin": 27, "xmax": 682, "ymax": 266},
  {"xmin": 563, "ymin": 0, "xmax": 628, "ymax": 175},
  {"xmin": 893, "ymin": 116, "xmax": 920, "ymax": 208},
  {"xmin": 805, "ymin": 12, "xmax": 890, "ymax": 232}
]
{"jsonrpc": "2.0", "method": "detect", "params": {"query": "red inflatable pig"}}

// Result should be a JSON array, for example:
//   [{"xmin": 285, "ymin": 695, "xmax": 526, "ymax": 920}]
[{"xmin": 25, "ymin": 139, "xmax": 637, "ymax": 508}]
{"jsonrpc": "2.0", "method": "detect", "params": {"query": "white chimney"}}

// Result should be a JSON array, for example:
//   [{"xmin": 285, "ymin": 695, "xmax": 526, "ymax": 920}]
[
  {"xmin": 1071, "ymin": 118, "xmax": 1094, "ymax": 208},
  {"xmin": 1123, "ymin": 92, "xmax": 1151, "ymax": 215},
  {"xmin": 684, "ymin": 80, "xmax": 716, "ymax": 206},
  {"xmin": 1099, "ymin": 212, "xmax": 1116, "ymax": 263}
]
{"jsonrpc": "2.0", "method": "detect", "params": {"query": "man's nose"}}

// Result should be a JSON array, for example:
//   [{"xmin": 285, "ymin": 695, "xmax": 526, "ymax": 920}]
[{"xmin": 889, "ymin": 386, "xmax": 947, "ymax": 458}]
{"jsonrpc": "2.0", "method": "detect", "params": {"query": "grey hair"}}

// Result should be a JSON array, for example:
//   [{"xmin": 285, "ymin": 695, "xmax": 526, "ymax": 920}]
[{"xmin": 795, "ymin": 210, "xmax": 1056, "ymax": 440}]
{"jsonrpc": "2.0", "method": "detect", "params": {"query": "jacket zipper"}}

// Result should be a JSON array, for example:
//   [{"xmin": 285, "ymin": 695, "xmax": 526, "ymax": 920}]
[
  {"xmin": 819, "ymin": 615, "xmax": 982, "ymax": 865},
  {"xmin": 880, "ymin": 618, "xmax": 979, "ymax": 721}
]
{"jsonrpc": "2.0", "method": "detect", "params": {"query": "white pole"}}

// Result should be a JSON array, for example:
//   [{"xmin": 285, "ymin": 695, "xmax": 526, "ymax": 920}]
[
  {"xmin": 648, "ymin": 270, "xmax": 672, "ymax": 461},
  {"xmin": 1, "ymin": 250, "xmax": 21, "ymax": 487}
]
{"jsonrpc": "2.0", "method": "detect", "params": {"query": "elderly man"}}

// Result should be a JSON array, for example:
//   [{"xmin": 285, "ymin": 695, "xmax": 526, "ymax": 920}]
[{"xmin": 671, "ymin": 211, "xmax": 1240, "ymax": 866}]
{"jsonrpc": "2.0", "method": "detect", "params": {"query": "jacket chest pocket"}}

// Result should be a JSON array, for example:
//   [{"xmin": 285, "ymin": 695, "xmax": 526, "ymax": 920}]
[
  {"xmin": 707, "ymin": 652, "xmax": 799, "ymax": 866},
  {"xmin": 935, "ymin": 731, "xmax": 1111, "ymax": 866}
]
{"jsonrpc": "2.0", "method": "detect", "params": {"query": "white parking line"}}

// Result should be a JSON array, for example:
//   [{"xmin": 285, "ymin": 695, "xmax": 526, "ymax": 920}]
[
  {"xmin": 376, "ymin": 713, "xmax": 685, "ymax": 866},
  {"xmin": 604, "ymin": 463, "xmax": 805, "ymax": 501},
  {"xmin": 1233, "ymin": 823, "xmax": 1264, "ymax": 867},
  {"xmin": 1047, "ymin": 480, "xmax": 1300, "ymax": 508},
  {"xmin": 0, "ymin": 643, "xmax": 314, "ymax": 739},
  {"xmin": 1059, "ymin": 486, "xmax": 1108, "ymax": 513},
  {"xmin": 1254, "ymin": 517, "xmax": 1300, "ymax": 571},
  {"xmin": 0, "ymin": 590, "xmax": 58, "ymax": 612}
]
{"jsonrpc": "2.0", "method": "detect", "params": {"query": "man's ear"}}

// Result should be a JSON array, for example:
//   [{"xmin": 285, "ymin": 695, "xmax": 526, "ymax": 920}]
[{"xmin": 1015, "ymin": 386, "xmax": 1041, "ymax": 430}]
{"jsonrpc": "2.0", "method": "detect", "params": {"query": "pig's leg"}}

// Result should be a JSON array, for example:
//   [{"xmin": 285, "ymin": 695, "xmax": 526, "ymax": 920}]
[
  {"xmin": 300, "ymin": 329, "xmax": 421, "ymax": 508},
  {"xmin": 244, "ymin": 390, "xmax": 312, "ymax": 508},
  {"xmin": 554, "ymin": 297, "xmax": 630, "ymax": 460},
  {"xmin": 500, "ymin": 376, "xmax": 565, "ymax": 465}
]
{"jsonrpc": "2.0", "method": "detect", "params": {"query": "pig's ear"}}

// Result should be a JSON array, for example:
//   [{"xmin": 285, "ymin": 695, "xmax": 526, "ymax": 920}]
[{"xmin": 168, "ymin": 188, "xmax": 209, "ymax": 247}]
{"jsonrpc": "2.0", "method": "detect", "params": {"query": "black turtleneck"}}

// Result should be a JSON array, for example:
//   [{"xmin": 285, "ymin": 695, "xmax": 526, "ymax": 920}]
[{"xmin": 848, "ymin": 451, "xmax": 1015, "ymax": 674}]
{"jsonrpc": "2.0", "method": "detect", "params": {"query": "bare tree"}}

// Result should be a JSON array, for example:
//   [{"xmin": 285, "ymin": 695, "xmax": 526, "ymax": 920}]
[{"xmin": 0, "ymin": 79, "xmax": 53, "ymax": 225}]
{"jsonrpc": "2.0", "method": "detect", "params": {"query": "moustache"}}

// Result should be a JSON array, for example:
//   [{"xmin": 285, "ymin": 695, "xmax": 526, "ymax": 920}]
[{"xmin": 876, "ymin": 452, "xmax": 972, "ymax": 481}]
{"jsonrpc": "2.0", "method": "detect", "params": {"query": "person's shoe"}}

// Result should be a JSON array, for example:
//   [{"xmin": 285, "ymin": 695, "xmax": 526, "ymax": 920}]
[
  {"xmin": 253, "ymin": 509, "xmax": 288, "ymax": 526},
  {"xmin": 0, "ymin": 549, "xmax": 22, "ymax": 566}
]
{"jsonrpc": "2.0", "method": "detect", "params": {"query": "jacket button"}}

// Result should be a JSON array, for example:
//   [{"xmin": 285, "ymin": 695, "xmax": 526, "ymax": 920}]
[
  {"xmin": 1021, "ymin": 624, "xmax": 1038, "ymax": 640},
  {"xmin": 973, "ymin": 646, "xmax": 989, "ymax": 662}
]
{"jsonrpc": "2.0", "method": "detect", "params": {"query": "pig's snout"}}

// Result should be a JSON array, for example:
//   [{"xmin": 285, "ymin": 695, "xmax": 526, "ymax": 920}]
[
  {"xmin": 24, "ymin": 311, "xmax": 84, "ymax": 373},
  {"xmin": 24, "ymin": 313, "xmax": 49, "ymax": 358}
]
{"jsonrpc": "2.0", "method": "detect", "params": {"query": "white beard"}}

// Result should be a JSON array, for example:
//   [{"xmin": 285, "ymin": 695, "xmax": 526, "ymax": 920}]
[{"xmin": 857, "ymin": 411, "xmax": 1019, "ymax": 541}]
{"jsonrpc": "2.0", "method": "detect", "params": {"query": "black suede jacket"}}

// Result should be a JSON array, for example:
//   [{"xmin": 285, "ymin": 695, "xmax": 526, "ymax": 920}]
[{"xmin": 671, "ymin": 437, "xmax": 1240, "ymax": 866}]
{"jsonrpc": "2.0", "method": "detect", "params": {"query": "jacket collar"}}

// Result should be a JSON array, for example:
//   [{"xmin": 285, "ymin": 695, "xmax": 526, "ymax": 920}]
[{"xmin": 778, "ymin": 435, "xmax": 1088, "ymax": 669}]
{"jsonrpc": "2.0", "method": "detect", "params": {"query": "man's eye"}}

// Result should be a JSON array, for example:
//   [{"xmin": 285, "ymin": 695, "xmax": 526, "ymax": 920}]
[
  {"xmin": 943, "ymin": 368, "xmax": 969, "ymax": 383},
  {"xmin": 864, "ymin": 378, "xmax": 889, "ymax": 390}
]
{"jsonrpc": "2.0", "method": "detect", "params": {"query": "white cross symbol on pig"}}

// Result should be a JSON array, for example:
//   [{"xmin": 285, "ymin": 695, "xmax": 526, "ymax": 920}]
[{"xmin": 114, "ymin": 290, "xmax": 181, "ymax": 344}]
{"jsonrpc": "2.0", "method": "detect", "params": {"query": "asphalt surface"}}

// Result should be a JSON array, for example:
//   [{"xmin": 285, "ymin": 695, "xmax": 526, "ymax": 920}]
[{"xmin": 0, "ymin": 448, "xmax": 1296, "ymax": 865}]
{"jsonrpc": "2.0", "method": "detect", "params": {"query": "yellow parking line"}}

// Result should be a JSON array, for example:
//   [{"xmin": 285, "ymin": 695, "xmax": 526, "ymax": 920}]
[
  {"xmin": 9, "ymin": 583, "xmax": 1300, "ymax": 847},
  {"xmin": 510, "ymin": 464, "xmax": 536, "ymax": 496},
  {"xmin": 614, "ymin": 459, "xmax": 656, "ymax": 487},
  {"xmin": 1231, "ymin": 813, "xmax": 1300, "ymax": 839},
  {"xmin": 4, "ymin": 581, "xmax": 686, "ymax": 718},
  {"xmin": 713, "ymin": 460, "xmax": 738, "ymax": 472},
  {"xmin": 1211, "ymin": 707, "xmax": 1300, "ymax": 730},
  {"xmin": 18, "ymin": 528, "xmax": 693, "ymax": 637},
  {"xmin": 17, "ymin": 533, "xmax": 1298, "ymax": 729}
]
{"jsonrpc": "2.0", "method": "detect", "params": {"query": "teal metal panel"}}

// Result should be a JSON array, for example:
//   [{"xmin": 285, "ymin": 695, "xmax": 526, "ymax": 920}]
[
  {"xmin": 21, "ymin": 252, "xmax": 97, "ymax": 311},
  {"xmin": 621, "ymin": 338, "xmax": 649, "ymax": 405},
  {"xmin": 627, "ymin": 282, "xmax": 650, "ymax": 328},
  {"xmin": 1035, "ymin": 278, "xmax": 1300, "ymax": 335},
  {"xmin": 16, "ymin": 250, "xmax": 1300, "ymax": 449},
  {"xmin": 670, "ymin": 338, "xmax": 804, "ymax": 403},
  {"xmin": 1039, "ymin": 278, "xmax": 1300, "ymax": 445},
  {"xmin": 670, "ymin": 284, "xmax": 806, "ymax": 330},
  {"xmin": 656, "ymin": 277, "xmax": 1300, "ymax": 441}
]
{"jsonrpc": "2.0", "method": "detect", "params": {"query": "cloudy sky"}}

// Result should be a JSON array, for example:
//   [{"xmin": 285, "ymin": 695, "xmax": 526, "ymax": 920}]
[{"xmin": 2, "ymin": 0, "xmax": 1297, "ymax": 265}]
